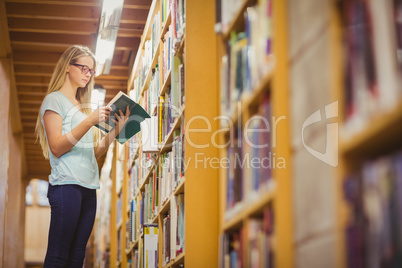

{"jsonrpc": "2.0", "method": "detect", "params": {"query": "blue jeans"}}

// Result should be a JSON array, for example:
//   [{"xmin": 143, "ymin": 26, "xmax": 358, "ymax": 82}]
[{"xmin": 44, "ymin": 184, "xmax": 97, "ymax": 268}]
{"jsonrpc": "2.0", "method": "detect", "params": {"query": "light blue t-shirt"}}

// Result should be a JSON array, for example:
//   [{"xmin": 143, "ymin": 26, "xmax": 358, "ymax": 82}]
[{"xmin": 40, "ymin": 91, "xmax": 100, "ymax": 189}]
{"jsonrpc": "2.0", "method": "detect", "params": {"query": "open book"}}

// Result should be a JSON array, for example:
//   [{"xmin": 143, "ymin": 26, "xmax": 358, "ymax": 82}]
[{"xmin": 95, "ymin": 91, "xmax": 150, "ymax": 144}]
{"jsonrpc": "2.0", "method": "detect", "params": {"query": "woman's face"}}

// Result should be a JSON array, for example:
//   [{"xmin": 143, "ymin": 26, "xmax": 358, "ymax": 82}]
[{"xmin": 67, "ymin": 55, "xmax": 95, "ymax": 88}]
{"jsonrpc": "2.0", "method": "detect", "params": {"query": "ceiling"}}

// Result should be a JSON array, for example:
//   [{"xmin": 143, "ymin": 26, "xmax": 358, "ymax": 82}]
[{"xmin": 3, "ymin": 0, "xmax": 151, "ymax": 181}]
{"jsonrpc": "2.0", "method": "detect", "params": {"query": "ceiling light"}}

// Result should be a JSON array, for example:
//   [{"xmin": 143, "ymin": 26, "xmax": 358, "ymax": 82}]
[{"xmin": 95, "ymin": 0, "xmax": 125, "ymax": 76}]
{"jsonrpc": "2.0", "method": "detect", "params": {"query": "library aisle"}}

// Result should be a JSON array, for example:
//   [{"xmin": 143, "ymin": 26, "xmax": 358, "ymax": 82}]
[{"xmin": 1, "ymin": 0, "xmax": 402, "ymax": 267}]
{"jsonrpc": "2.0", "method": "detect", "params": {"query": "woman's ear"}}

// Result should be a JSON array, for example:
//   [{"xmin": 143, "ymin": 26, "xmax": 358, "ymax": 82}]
[{"xmin": 66, "ymin": 65, "xmax": 70, "ymax": 73}]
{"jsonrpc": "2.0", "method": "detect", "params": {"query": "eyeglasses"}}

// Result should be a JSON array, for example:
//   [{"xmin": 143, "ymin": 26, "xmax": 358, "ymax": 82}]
[{"xmin": 72, "ymin": 64, "xmax": 96, "ymax": 76}]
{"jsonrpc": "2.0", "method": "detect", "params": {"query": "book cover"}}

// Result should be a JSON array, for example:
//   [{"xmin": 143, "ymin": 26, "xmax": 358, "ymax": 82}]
[{"xmin": 95, "ymin": 91, "xmax": 151, "ymax": 144}]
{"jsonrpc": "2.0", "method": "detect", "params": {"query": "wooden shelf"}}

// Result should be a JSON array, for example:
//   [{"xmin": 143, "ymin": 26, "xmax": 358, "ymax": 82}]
[
  {"xmin": 152, "ymin": 103, "xmax": 158, "ymax": 116},
  {"xmin": 174, "ymin": 178, "xmax": 185, "ymax": 196},
  {"xmin": 108, "ymin": 1, "xmax": 220, "ymax": 267},
  {"xmin": 125, "ymin": 242, "xmax": 134, "ymax": 256},
  {"xmin": 222, "ymin": 0, "xmax": 257, "ymax": 40},
  {"xmin": 222, "ymin": 67, "xmax": 274, "ymax": 137},
  {"xmin": 174, "ymin": 35, "xmax": 185, "ymax": 56},
  {"xmin": 116, "ymin": 184, "xmax": 123, "ymax": 195},
  {"xmin": 139, "ymin": 159, "xmax": 158, "ymax": 192},
  {"xmin": 128, "ymin": 0, "xmax": 160, "ymax": 87},
  {"xmin": 151, "ymin": 213, "xmax": 158, "ymax": 224},
  {"xmin": 222, "ymin": 181, "xmax": 276, "ymax": 232},
  {"xmin": 140, "ymin": 39, "xmax": 162, "ymax": 96},
  {"xmin": 125, "ymin": 236, "xmax": 140, "ymax": 255},
  {"xmin": 147, "ymin": 179, "xmax": 185, "ymax": 227},
  {"xmin": 171, "ymin": 252, "xmax": 185, "ymax": 267},
  {"xmin": 128, "ymin": 146, "xmax": 141, "ymax": 168},
  {"xmin": 161, "ymin": 11, "xmax": 172, "ymax": 42},
  {"xmin": 160, "ymin": 106, "xmax": 185, "ymax": 153},
  {"xmin": 159, "ymin": 196, "xmax": 171, "ymax": 216},
  {"xmin": 117, "ymin": 220, "xmax": 123, "ymax": 230},
  {"xmin": 340, "ymin": 101, "xmax": 402, "ymax": 158},
  {"xmin": 160, "ymin": 70, "xmax": 171, "ymax": 96},
  {"xmin": 163, "ymin": 252, "xmax": 185, "ymax": 268}
]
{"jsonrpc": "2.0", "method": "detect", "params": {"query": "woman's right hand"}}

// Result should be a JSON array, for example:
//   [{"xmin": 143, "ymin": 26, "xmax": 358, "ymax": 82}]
[{"xmin": 88, "ymin": 106, "xmax": 112, "ymax": 125}]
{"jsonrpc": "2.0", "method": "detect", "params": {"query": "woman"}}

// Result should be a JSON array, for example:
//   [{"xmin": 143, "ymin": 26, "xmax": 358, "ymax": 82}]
[{"xmin": 35, "ymin": 45, "xmax": 130, "ymax": 267}]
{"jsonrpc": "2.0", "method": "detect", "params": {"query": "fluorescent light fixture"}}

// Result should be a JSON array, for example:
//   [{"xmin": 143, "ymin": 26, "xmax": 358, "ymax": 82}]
[
  {"xmin": 95, "ymin": 0, "xmax": 125, "ymax": 76},
  {"xmin": 91, "ymin": 86, "xmax": 106, "ymax": 111}
]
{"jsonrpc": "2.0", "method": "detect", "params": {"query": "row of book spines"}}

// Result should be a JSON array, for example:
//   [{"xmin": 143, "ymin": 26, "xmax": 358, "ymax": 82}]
[
  {"xmin": 127, "ymin": 250, "xmax": 139, "ymax": 268},
  {"xmin": 220, "ymin": 206, "xmax": 274, "ymax": 268},
  {"xmin": 226, "ymin": 94, "xmax": 273, "ymax": 210},
  {"xmin": 141, "ymin": 66, "xmax": 160, "ymax": 115},
  {"xmin": 131, "ymin": 0, "xmax": 185, "ymax": 101},
  {"xmin": 341, "ymin": 0, "xmax": 402, "ymax": 135},
  {"xmin": 144, "ymin": 11, "xmax": 161, "ymax": 70},
  {"xmin": 159, "ymin": 61, "xmax": 185, "ymax": 142},
  {"xmin": 131, "ymin": 156, "xmax": 184, "ymax": 228},
  {"xmin": 162, "ymin": 193, "xmax": 185, "ymax": 266},
  {"xmin": 129, "ymin": 140, "xmax": 184, "ymax": 196},
  {"xmin": 218, "ymin": 0, "xmax": 272, "ymax": 34},
  {"xmin": 220, "ymin": 1, "xmax": 274, "ymax": 118},
  {"xmin": 127, "ymin": 225, "xmax": 159, "ymax": 268},
  {"xmin": 343, "ymin": 149, "xmax": 402, "ymax": 268},
  {"xmin": 130, "ymin": 51, "xmax": 184, "ymax": 149},
  {"xmin": 126, "ymin": 193, "xmax": 185, "ymax": 266}
]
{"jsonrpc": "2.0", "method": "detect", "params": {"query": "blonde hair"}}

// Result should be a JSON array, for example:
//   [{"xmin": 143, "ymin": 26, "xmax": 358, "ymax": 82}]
[{"xmin": 35, "ymin": 45, "xmax": 100, "ymax": 159}]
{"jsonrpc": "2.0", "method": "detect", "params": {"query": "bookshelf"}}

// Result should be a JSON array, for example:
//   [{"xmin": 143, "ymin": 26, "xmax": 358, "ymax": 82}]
[
  {"xmin": 95, "ymin": 0, "xmax": 220, "ymax": 267},
  {"xmin": 216, "ymin": 0, "xmax": 293, "ymax": 267},
  {"xmin": 332, "ymin": 0, "xmax": 402, "ymax": 267}
]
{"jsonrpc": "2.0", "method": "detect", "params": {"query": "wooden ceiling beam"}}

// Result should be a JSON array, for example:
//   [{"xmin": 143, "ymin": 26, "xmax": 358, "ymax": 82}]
[
  {"xmin": 5, "ymin": 2, "xmax": 101, "ymax": 19},
  {"xmin": 121, "ymin": 8, "xmax": 148, "ymax": 22},
  {"xmin": 18, "ymin": 92, "xmax": 47, "ymax": 97},
  {"xmin": 124, "ymin": 0, "xmax": 152, "ymax": 7},
  {"xmin": 13, "ymin": 50, "xmax": 63, "ymax": 63},
  {"xmin": 117, "ymin": 29, "xmax": 143, "ymax": 38},
  {"xmin": 27, "ymin": 169, "xmax": 51, "ymax": 176},
  {"xmin": 120, "ymin": 19, "xmax": 147, "ymax": 24},
  {"xmin": 15, "ymin": 75, "xmax": 50, "ymax": 83},
  {"xmin": 18, "ymin": 94, "xmax": 44, "ymax": 102},
  {"xmin": 8, "ymin": 17, "xmax": 98, "ymax": 34},
  {"xmin": 5, "ymin": 0, "xmax": 101, "ymax": 7},
  {"xmin": 19, "ymin": 100, "xmax": 42, "ymax": 107},
  {"xmin": 24, "ymin": 156, "xmax": 45, "ymax": 161},
  {"xmin": 25, "ymin": 149, "xmax": 45, "ymax": 155},
  {"xmin": 27, "ymin": 174, "xmax": 49, "ymax": 181},
  {"xmin": 7, "ymin": 14, "xmax": 98, "ymax": 22},
  {"xmin": 9, "ymin": 32, "xmax": 96, "ymax": 47},
  {"xmin": 13, "ymin": 61, "xmax": 56, "ymax": 66},
  {"xmin": 20, "ymin": 108, "xmax": 40, "ymax": 113},
  {"xmin": 21, "ymin": 115, "xmax": 38, "ymax": 120},
  {"xmin": 15, "ymin": 72, "xmax": 52, "ymax": 77},
  {"xmin": 17, "ymin": 82, "xmax": 49, "ymax": 87},
  {"xmin": 10, "ymin": 28, "xmax": 96, "ymax": 36}
]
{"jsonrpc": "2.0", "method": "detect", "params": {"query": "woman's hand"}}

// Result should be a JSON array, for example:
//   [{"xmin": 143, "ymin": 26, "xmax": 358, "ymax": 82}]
[
  {"xmin": 111, "ymin": 106, "xmax": 131, "ymax": 133},
  {"xmin": 88, "ymin": 106, "xmax": 112, "ymax": 125}
]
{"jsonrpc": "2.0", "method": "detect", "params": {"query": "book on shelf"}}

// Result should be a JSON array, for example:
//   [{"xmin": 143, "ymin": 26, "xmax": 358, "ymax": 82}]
[
  {"xmin": 95, "ymin": 91, "xmax": 151, "ymax": 144},
  {"xmin": 220, "ymin": 206, "xmax": 274, "ymax": 268},
  {"xmin": 140, "ymin": 116, "xmax": 159, "ymax": 153},
  {"xmin": 162, "ymin": 215, "xmax": 171, "ymax": 266},
  {"xmin": 343, "ymin": 150, "xmax": 402, "ymax": 267},
  {"xmin": 143, "ymin": 224, "xmax": 159, "ymax": 268}
]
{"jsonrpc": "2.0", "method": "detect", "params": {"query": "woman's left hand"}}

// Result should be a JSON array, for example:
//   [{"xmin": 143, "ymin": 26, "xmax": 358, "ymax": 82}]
[{"xmin": 111, "ymin": 105, "xmax": 131, "ymax": 133}]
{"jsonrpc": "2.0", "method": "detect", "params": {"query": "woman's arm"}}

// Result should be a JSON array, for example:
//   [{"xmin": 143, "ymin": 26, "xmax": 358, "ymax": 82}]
[
  {"xmin": 95, "ymin": 106, "xmax": 131, "ymax": 159},
  {"xmin": 43, "ymin": 107, "xmax": 111, "ymax": 158}
]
